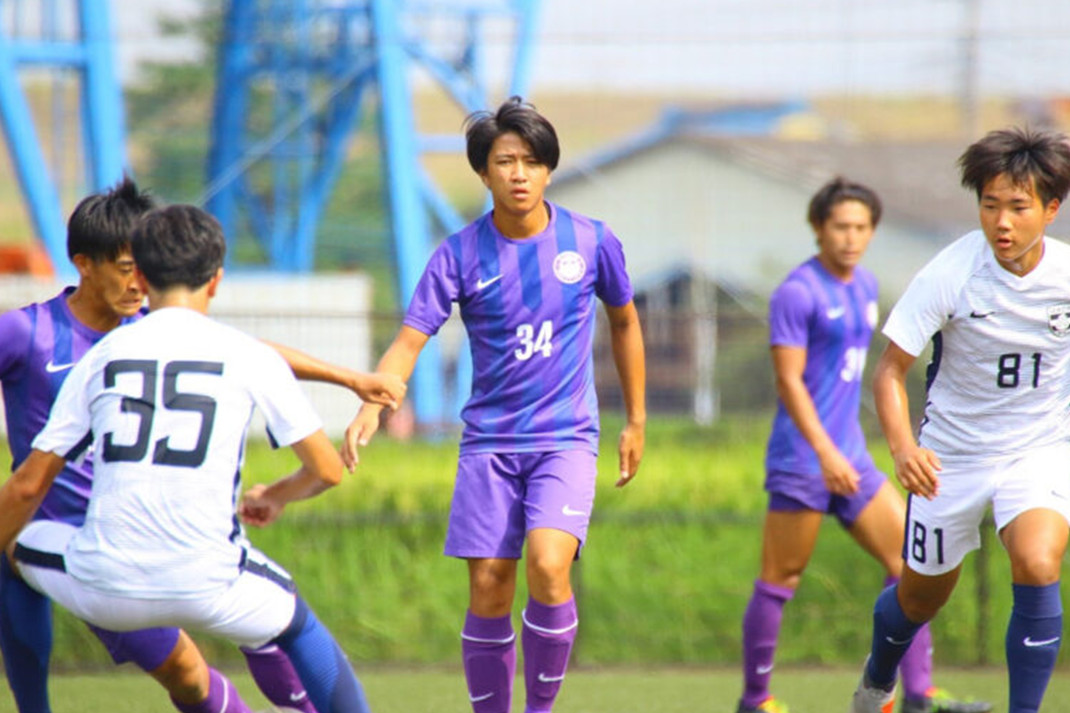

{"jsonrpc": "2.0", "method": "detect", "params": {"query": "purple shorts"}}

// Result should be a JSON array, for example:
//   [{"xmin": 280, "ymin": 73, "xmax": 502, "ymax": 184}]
[
  {"xmin": 765, "ymin": 464, "xmax": 886, "ymax": 528},
  {"xmin": 88, "ymin": 624, "xmax": 180, "ymax": 671},
  {"xmin": 445, "ymin": 450, "xmax": 597, "ymax": 560}
]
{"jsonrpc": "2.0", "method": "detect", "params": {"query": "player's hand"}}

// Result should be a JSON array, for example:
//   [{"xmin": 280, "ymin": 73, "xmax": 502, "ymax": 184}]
[
  {"xmin": 818, "ymin": 447, "xmax": 861, "ymax": 496},
  {"xmin": 616, "ymin": 420, "xmax": 645, "ymax": 487},
  {"xmin": 353, "ymin": 372, "xmax": 407, "ymax": 411},
  {"xmin": 342, "ymin": 404, "xmax": 382, "ymax": 472},
  {"xmin": 892, "ymin": 445, "xmax": 942, "ymax": 499},
  {"xmin": 240, "ymin": 484, "xmax": 284, "ymax": 527}
]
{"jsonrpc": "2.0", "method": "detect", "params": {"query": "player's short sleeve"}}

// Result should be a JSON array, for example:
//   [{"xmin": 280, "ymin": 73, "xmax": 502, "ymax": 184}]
[
  {"xmin": 403, "ymin": 240, "xmax": 460, "ymax": 336},
  {"xmin": 32, "ymin": 354, "xmax": 95, "ymax": 459},
  {"xmin": 882, "ymin": 253, "xmax": 962, "ymax": 357},
  {"xmin": 768, "ymin": 279, "xmax": 814, "ymax": 348},
  {"xmin": 0, "ymin": 307, "xmax": 31, "ymax": 379},
  {"xmin": 594, "ymin": 227, "xmax": 634, "ymax": 307},
  {"xmin": 246, "ymin": 344, "xmax": 323, "ymax": 447}
]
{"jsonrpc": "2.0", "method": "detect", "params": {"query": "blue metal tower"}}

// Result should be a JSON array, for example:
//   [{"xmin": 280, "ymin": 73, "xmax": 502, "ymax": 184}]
[
  {"xmin": 0, "ymin": 0, "xmax": 127, "ymax": 280},
  {"xmin": 206, "ymin": 0, "xmax": 540, "ymax": 428}
]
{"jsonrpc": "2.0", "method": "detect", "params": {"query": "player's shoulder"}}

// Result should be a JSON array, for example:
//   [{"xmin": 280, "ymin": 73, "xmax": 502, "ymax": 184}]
[
  {"xmin": 914, "ymin": 230, "xmax": 989, "ymax": 285},
  {"xmin": 1042, "ymin": 235, "xmax": 1070, "ymax": 267},
  {"xmin": 771, "ymin": 261, "xmax": 818, "ymax": 308},
  {"xmin": 549, "ymin": 202, "xmax": 611, "ymax": 244}
]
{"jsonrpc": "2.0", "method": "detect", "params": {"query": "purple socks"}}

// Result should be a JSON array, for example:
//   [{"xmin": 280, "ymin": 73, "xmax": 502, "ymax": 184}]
[
  {"xmin": 462, "ymin": 611, "xmax": 517, "ymax": 713},
  {"xmin": 521, "ymin": 596, "xmax": 578, "ymax": 713},
  {"xmin": 740, "ymin": 579, "xmax": 794, "ymax": 708},
  {"xmin": 169, "ymin": 668, "xmax": 252, "ymax": 713},
  {"xmin": 461, "ymin": 597, "xmax": 579, "ymax": 713},
  {"xmin": 242, "ymin": 643, "xmax": 317, "ymax": 712}
]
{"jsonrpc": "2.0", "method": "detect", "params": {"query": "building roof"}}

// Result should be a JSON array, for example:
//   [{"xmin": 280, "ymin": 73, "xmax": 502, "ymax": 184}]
[{"xmin": 548, "ymin": 105, "xmax": 1070, "ymax": 297}]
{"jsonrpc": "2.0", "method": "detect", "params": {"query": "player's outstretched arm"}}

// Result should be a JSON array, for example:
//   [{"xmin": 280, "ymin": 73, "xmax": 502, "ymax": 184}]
[
  {"xmin": 0, "ymin": 449, "xmax": 66, "ymax": 552},
  {"xmin": 772, "ymin": 344, "xmax": 861, "ymax": 495},
  {"xmin": 264, "ymin": 340, "xmax": 407, "ymax": 411},
  {"xmin": 605, "ymin": 301, "xmax": 646, "ymax": 487},
  {"xmin": 342, "ymin": 325, "xmax": 430, "ymax": 471},
  {"xmin": 240, "ymin": 429, "xmax": 343, "ymax": 527},
  {"xmin": 873, "ymin": 341, "xmax": 941, "ymax": 499}
]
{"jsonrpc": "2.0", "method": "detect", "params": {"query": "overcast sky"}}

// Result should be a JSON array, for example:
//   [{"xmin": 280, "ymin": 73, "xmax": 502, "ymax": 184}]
[{"xmin": 109, "ymin": 0, "xmax": 1070, "ymax": 98}]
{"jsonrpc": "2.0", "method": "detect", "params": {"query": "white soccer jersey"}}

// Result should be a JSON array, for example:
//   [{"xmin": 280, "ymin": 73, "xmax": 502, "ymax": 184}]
[
  {"xmin": 883, "ymin": 230, "xmax": 1070, "ymax": 458},
  {"xmin": 32, "ymin": 307, "xmax": 322, "ymax": 598}
]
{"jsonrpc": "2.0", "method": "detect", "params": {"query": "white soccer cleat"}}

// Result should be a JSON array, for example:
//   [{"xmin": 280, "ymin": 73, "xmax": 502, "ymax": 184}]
[{"xmin": 850, "ymin": 660, "xmax": 896, "ymax": 713}]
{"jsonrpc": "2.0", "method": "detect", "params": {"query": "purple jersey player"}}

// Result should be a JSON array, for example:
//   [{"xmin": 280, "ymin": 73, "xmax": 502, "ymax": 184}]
[
  {"xmin": 343, "ymin": 97, "xmax": 646, "ymax": 713},
  {"xmin": 0, "ymin": 179, "xmax": 403, "ymax": 713},
  {"xmin": 737, "ymin": 178, "xmax": 988, "ymax": 713}
]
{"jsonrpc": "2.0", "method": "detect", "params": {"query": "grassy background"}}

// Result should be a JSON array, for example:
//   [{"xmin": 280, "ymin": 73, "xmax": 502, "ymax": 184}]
[
  {"xmin": 43, "ymin": 666, "xmax": 1046, "ymax": 713},
  {"xmin": 26, "ymin": 415, "xmax": 1057, "ymax": 674}
]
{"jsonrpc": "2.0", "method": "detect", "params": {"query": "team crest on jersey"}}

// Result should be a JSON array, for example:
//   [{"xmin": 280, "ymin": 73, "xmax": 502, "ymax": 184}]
[
  {"xmin": 1048, "ymin": 304, "xmax": 1070, "ymax": 337},
  {"xmin": 866, "ymin": 301, "xmax": 879, "ymax": 329},
  {"xmin": 553, "ymin": 251, "xmax": 586, "ymax": 284}
]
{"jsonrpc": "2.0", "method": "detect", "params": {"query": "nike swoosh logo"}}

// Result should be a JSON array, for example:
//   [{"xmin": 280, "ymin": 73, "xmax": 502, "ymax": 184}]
[
  {"xmin": 561, "ymin": 505, "xmax": 588, "ymax": 517},
  {"xmin": 537, "ymin": 672, "xmax": 566, "ymax": 683},
  {"xmin": 885, "ymin": 635, "xmax": 913, "ymax": 645},
  {"xmin": 476, "ymin": 274, "xmax": 503, "ymax": 290},
  {"xmin": 290, "ymin": 691, "xmax": 308, "ymax": 702},
  {"xmin": 45, "ymin": 360, "xmax": 75, "ymax": 373},
  {"xmin": 469, "ymin": 692, "xmax": 494, "ymax": 702},
  {"xmin": 826, "ymin": 306, "xmax": 846, "ymax": 319},
  {"xmin": 970, "ymin": 310, "xmax": 994, "ymax": 318},
  {"xmin": 1024, "ymin": 636, "xmax": 1060, "ymax": 647},
  {"xmin": 756, "ymin": 664, "xmax": 774, "ymax": 675}
]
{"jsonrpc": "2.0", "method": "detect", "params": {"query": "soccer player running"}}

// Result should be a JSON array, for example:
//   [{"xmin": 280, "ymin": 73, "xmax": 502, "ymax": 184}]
[
  {"xmin": 849, "ymin": 128, "xmax": 1070, "ymax": 713},
  {"xmin": 0, "ymin": 204, "xmax": 377, "ymax": 713},
  {"xmin": 739, "ymin": 178, "xmax": 989, "ymax": 713},
  {"xmin": 342, "ymin": 96, "xmax": 646, "ymax": 713},
  {"xmin": 0, "ymin": 183, "xmax": 401, "ymax": 713}
]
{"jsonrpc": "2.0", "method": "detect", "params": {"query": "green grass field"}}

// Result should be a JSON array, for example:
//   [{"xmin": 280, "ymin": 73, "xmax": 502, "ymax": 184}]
[{"xmin": 43, "ymin": 665, "xmax": 1052, "ymax": 713}]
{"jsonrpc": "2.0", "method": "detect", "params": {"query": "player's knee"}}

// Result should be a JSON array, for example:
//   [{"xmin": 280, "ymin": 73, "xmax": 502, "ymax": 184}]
[
  {"xmin": 152, "ymin": 635, "xmax": 209, "ymax": 704},
  {"xmin": 1011, "ymin": 556, "xmax": 1062, "ymax": 587},
  {"xmin": 525, "ymin": 562, "xmax": 571, "ymax": 606},
  {"xmin": 896, "ymin": 587, "xmax": 943, "ymax": 623}
]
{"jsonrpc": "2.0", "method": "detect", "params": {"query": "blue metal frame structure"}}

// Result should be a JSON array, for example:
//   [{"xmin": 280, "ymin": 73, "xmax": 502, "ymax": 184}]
[
  {"xmin": 207, "ymin": 0, "xmax": 540, "ymax": 427},
  {"xmin": 0, "ymin": 0, "xmax": 126, "ymax": 280}
]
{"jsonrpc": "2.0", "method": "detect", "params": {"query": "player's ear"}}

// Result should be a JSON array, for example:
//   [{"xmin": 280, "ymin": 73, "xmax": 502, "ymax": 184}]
[
  {"xmin": 133, "ymin": 267, "xmax": 150, "ymax": 295},
  {"xmin": 206, "ymin": 267, "xmax": 224, "ymax": 298},
  {"xmin": 71, "ymin": 253, "xmax": 91, "ymax": 279},
  {"xmin": 1044, "ymin": 198, "xmax": 1061, "ymax": 224}
]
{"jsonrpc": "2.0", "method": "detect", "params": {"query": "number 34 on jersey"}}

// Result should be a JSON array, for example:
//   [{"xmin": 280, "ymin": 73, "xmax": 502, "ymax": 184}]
[{"xmin": 515, "ymin": 320, "xmax": 554, "ymax": 361}]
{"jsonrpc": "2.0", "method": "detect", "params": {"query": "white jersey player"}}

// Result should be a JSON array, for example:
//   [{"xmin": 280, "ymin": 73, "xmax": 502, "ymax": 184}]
[
  {"xmin": 851, "ymin": 127, "xmax": 1070, "ymax": 713},
  {"xmin": 0, "ymin": 204, "xmax": 374, "ymax": 713},
  {"xmin": 884, "ymin": 229, "xmax": 1070, "ymax": 460}
]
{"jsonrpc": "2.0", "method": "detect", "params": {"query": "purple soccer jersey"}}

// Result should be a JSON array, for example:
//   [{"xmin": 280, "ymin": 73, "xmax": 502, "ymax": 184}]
[
  {"xmin": 0, "ymin": 288, "xmax": 140, "ymax": 525},
  {"xmin": 404, "ymin": 202, "xmax": 633, "ymax": 454},
  {"xmin": 764, "ymin": 257, "xmax": 879, "ymax": 476}
]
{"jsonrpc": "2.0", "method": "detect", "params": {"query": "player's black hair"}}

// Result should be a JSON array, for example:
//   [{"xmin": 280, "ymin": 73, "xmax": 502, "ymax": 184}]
[
  {"xmin": 464, "ymin": 95, "xmax": 560, "ymax": 173},
  {"xmin": 959, "ymin": 127, "xmax": 1070, "ymax": 206},
  {"xmin": 131, "ymin": 205, "xmax": 226, "ymax": 291},
  {"xmin": 807, "ymin": 177, "xmax": 882, "ymax": 229},
  {"xmin": 67, "ymin": 176, "xmax": 156, "ymax": 262}
]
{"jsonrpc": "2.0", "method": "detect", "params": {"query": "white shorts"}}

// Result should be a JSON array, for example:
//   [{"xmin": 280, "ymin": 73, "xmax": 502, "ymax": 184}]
[
  {"xmin": 904, "ymin": 441, "xmax": 1070, "ymax": 576},
  {"xmin": 15, "ymin": 521, "xmax": 297, "ymax": 649}
]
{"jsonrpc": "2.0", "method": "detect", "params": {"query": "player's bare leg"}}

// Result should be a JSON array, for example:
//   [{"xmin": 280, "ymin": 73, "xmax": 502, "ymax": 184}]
[
  {"xmin": 464, "ymin": 557, "xmax": 519, "ymax": 713},
  {"xmin": 1000, "ymin": 508, "xmax": 1068, "ymax": 713},
  {"xmin": 152, "ymin": 631, "xmax": 253, "ymax": 713},
  {"xmin": 737, "ymin": 509, "xmax": 821, "ymax": 712},
  {"xmin": 521, "ymin": 528, "xmax": 579, "ymax": 713}
]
